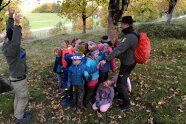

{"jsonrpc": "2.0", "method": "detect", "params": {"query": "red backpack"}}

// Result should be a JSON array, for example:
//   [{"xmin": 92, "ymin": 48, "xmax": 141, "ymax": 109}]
[{"xmin": 134, "ymin": 32, "xmax": 151, "ymax": 64}]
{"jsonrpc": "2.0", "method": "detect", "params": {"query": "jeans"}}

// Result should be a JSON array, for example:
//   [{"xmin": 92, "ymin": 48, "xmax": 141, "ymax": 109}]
[{"xmin": 57, "ymin": 74, "xmax": 62, "ymax": 88}]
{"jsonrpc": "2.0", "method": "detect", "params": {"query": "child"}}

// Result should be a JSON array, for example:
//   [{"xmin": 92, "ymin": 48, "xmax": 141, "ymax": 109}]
[
  {"xmin": 66, "ymin": 53, "xmax": 98, "ymax": 113},
  {"xmin": 53, "ymin": 48, "xmax": 63, "ymax": 88},
  {"xmin": 84, "ymin": 47, "xmax": 106, "ymax": 108},
  {"xmin": 97, "ymin": 43, "xmax": 116, "ymax": 72},
  {"xmin": 92, "ymin": 80, "xmax": 115, "ymax": 112},
  {"xmin": 100, "ymin": 35, "xmax": 112, "ymax": 47},
  {"xmin": 98, "ymin": 43, "xmax": 115, "ymax": 84},
  {"xmin": 60, "ymin": 54, "xmax": 73, "ymax": 106},
  {"xmin": 75, "ymin": 45, "xmax": 86, "ymax": 63},
  {"xmin": 84, "ymin": 41, "xmax": 96, "ymax": 56},
  {"xmin": 62, "ymin": 40, "xmax": 74, "ymax": 69}
]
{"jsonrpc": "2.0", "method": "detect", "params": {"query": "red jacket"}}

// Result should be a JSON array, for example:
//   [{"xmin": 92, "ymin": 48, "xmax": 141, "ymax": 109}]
[{"xmin": 62, "ymin": 45, "xmax": 74, "ymax": 68}]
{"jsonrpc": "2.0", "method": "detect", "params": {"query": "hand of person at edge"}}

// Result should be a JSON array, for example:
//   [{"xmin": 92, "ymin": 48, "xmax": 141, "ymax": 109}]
[
  {"xmin": 8, "ymin": 5, "xmax": 15, "ymax": 18},
  {"xmin": 15, "ymin": 11, "xmax": 21, "ymax": 26}
]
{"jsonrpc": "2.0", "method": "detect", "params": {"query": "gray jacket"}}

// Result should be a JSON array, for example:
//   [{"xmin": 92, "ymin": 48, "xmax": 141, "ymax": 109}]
[
  {"xmin": 95, "ymin": 83, "xmax": 114, "ymax": 105},
  {"xmin": 106, "ymin": 34, "xmax": 138, "ymax": 65},
  {"xmin": 2, "ymin": 18, "xmax": 27, "ymax": 78}
]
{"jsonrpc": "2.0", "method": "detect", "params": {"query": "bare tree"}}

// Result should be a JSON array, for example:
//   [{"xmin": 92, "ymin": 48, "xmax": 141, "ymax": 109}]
[{"xmin": 108, "ymin": 0, "xmax": 130, "ymax": 46}]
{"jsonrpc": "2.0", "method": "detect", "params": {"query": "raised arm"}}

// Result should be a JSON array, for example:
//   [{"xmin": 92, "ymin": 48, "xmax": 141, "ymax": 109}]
[
  {"xmin": 2, "ymin": 11, "xmax": 22, "ymax": 57},
  {"xmin": 6, "ymin": 5, "xmax": 15, "ymax": 32}
]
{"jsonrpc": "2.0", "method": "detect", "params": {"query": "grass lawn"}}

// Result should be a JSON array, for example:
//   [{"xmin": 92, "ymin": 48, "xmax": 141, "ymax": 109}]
[
  {"xmin": 0, "ymin": 21, "xmax": 185, "ymax": 123},
  {"xmin": 24, "ymin": 13, "xmax": 71, "ymax": 29}
]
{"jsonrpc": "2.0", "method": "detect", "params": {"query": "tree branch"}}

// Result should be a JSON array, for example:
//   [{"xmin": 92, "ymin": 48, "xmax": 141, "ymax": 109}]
[
  {"xmin": 0, "ymin": 0, "xmax": 11, "ymax": 12},
  {"xmin": 85, "ymin": 6, "xmax": 98, "ymax": 19}
]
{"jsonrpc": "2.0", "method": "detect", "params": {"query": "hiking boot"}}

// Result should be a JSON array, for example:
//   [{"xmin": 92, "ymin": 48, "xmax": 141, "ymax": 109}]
[
  {"xmin": 85, "ymin": 103, "xmax": 92, "ymax": 108},
  {"xmin": 15, "ymin": 114, "xmax": 31, "ymax": 123},
  {"xmin": 60, "ymin": 96, "xmax": 70, "ymax": 106},
  {"xmin": 72, "ymin": 107, "xmax": 77, "ymax": 112},
  {"xmin": 24, "ymin": 111, "xmax": 30, "ymax": 117},
  {"xmin": 118, "ymin": 104, "xmax": 131, "ymax": 111}
]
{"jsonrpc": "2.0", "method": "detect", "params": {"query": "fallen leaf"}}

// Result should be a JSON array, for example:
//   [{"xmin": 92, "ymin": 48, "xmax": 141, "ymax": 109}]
[
  {"xmin": 97, "ymin": 112, "xmax": 102, "ymax": 118},
  {"xmin": 158, "ymin": 100, "xmax": 166, "ymax": 105}
]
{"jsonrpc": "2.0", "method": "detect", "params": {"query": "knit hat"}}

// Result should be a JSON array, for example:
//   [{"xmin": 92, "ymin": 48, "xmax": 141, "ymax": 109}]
[
  {"xmin": 91, "ymin": 49, "xmax": 99, "ymax": 56},
  {"xmin": 102, "ymin": 43, "xmax": 109, "ymax": 49},
  {"xmin": 118, "ymin": 16, "xmax": 136, "ymax": 24},
  {"xmin": 71, "ymin": 53, "xmax": 82, "ymax": 60},
  {"xmin": 64, "ymin": 54, "xmax": 73, "ymax": 64},
  {"xmin": 88, "ymin": 41, "xmax": 95, "ymax": 47},
  {"xmin": 75, "ymin": 45, "xmax": 85, "ymax": 55}
]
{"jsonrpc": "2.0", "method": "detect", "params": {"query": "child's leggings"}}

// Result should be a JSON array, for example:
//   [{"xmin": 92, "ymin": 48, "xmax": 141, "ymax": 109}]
[{"xmin": 92, "ymin": 102, "xmax": 110, "ymax": 112}]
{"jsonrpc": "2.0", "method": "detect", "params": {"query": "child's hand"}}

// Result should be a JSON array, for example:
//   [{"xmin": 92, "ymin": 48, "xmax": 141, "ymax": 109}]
[
  {"xmin": 99, "ymin": 60, "xmax": 106, "ymax": 67},
  {"xmin": 96, "ymin": 102, "xmax": 100, "ymax": 107}
]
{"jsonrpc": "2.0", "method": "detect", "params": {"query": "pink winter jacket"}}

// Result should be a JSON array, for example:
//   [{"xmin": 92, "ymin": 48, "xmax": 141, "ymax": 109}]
[{"xmin": 97, "ymin": 44, "xmax": 116, "ymax": 72}]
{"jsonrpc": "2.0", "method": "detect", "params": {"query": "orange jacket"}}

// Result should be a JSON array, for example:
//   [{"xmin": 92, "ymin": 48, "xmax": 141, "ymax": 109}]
[{"xmin": 62, "ymin": 45, "xmax": 74, "ymax": 68}]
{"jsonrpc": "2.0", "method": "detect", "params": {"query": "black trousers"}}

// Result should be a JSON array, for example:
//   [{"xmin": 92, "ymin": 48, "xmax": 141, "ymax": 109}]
[
  {"xmin": 116, "ymin": 63, "xmax": 136, "ymax": 106},
  {"xmin": 72, "ymin": 85, "xmax": 84, "ymax": 108},
  {"xmin": 99, "ymin": 71, "xmax": 109, "ymax": 84},
  {"xmin": 84, "ymin": 88, "xmax": 94, "ymax": 104}
]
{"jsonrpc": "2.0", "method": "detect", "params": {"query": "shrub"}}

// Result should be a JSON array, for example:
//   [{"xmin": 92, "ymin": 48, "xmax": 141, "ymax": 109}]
[
  {"xmin": 49, "ymin": 22, "xmax": 67, "ymax": 35},
  {"xmin": 135, "ymin": 23, "xmax": 186, "ymax": 39}
]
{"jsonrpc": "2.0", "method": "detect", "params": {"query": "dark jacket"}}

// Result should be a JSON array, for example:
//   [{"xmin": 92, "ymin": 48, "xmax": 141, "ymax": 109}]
[
  {"xmin": 99, "ymin": 52, "xmax": 111, "ymax": 73},
  {"xmin": 2, "ymin": 18, "xmax": 27, "ymax": 78},
  {"xmin": 67, "ymin": 62, "xmax": 98, "ymax": 86},
  {"xmin": 106, "ymin": 26, "xmax": 139, "ymax": 65},
  {"xmin": 53, "ymin": 55, "xmax": 62, "ymax": 74}
]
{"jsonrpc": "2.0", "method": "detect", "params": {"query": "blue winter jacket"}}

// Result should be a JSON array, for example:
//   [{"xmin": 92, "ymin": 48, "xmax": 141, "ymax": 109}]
[
  {"xmin": 84, "ymin": 51, "xmax": 106, "ymax": 81},
  {"xmin": 99, "ymin": 52, "xmax": 112, "ymax": 73},
  {"xmin": 67, "ymin": 62, "xmax": 98, "ymax": 86}
]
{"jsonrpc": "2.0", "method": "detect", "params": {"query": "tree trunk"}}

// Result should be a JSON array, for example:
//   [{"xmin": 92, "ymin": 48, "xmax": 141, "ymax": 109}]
[
  {"xmin": 107, "ymin": 0, "xmax": 129, "ymax": 46},
  {"xmin": 108, "ymin": 11, "xmax": 118, "ymax": 45},
  {"xmin": 166, "ymin": 0, "xmax": 177, "ymax": 23},
  {"xmin": 82, "ymin": 13, "xmax": 86, "ymax": 34}
]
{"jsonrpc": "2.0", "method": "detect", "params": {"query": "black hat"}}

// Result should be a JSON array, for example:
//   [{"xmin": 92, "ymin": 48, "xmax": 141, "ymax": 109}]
[{"xmin": 119, "ymin": 16, "xmax": 136, "ymax": 24}]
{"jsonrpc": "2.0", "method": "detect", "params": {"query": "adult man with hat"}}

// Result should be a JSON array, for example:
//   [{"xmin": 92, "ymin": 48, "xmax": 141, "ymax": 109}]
[
  {"xmin": 2, "ymin": 5, "xmax": 30, "ymax": 122},
  {"xmin": 105, "ymin": 16, "xmax": 139, "ymax": 111}
]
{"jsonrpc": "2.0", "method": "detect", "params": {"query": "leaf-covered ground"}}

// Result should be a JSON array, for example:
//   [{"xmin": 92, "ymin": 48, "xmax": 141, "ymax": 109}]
[{"xmin": 0, "ymin": 27, "xmax": 185, "ymax": 123}]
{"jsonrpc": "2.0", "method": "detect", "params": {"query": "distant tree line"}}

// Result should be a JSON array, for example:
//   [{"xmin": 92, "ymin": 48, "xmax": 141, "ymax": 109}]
[{"xmin": 31, "ymin": 3, "xmax": 60, "ymax": 13}]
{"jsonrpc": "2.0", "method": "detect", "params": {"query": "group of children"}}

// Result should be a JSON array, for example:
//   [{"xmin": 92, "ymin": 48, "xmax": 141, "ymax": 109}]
[{"xmin": 53, "ymin": 36, "xmax": 131, "ymax": 113}]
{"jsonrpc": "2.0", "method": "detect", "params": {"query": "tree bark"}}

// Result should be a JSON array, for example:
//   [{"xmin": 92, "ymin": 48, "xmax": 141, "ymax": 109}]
[
  {"xmin": 166, "ymin": 0, "xmax": 177, "ymax": 23},
  {"xmin": 82, "ymin": 13, "xmax": 86, "ymax": 33},
  {"xmin": 107, "ymin": 0, "xmax": 129, "ymax": 46}
]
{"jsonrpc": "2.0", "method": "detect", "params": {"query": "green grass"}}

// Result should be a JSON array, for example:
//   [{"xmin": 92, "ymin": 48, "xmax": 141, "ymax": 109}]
[
  {"xmin": 0, "ymin": 19, "xmax": 185, "ymax": 123},
  {"xmin": 24, "ymin": 13, "xmax": 71, "ymax": 29}
]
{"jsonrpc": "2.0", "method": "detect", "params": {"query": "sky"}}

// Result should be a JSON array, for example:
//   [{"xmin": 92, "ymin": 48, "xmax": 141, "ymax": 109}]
[{"xmin": 20, "ymin": 0, "xmax": 60, "ymax": 13}]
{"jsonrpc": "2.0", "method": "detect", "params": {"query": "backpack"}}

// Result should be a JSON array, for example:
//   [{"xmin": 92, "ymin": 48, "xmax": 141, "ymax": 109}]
[{"xmin": 133, "ymin": 32, "xmax": 151, "ymax": 64}]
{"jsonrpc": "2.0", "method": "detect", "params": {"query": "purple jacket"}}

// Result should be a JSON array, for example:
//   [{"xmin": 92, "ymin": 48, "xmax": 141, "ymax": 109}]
[{"xmin": 95, "ymin": 83, "xmax": 114, "ymax": 105}]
